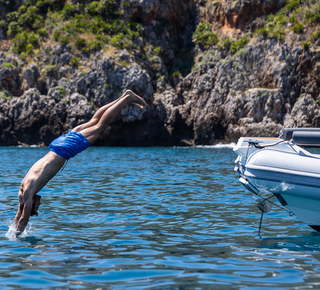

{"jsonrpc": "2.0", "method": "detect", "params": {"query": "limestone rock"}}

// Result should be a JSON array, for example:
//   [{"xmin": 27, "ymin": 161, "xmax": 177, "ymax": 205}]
[{"xmin": 1, "ymin": 1, "xmax": 320, "ymax": 146}]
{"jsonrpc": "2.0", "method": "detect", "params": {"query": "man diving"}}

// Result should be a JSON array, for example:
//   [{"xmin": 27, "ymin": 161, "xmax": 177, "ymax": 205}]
[{"xmin": 14, "ymin": 90, "xmax": 147, "ymax": 234}]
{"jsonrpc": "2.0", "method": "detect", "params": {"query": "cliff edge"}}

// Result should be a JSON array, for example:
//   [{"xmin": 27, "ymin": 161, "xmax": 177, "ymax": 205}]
[{"xmin": 0, "ymin": 0, "xmax": 319, "ymax": 146}]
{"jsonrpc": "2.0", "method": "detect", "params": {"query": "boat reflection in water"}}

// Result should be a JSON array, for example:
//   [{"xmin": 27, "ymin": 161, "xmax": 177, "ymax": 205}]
[{"xmin": 234, "ymin": 128, "xmax": 320, "ymax": 232}]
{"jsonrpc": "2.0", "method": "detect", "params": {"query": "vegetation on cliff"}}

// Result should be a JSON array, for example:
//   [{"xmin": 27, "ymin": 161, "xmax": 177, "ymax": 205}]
[
  {"xmin": 193, "ymin": 0, "xmax": 320, "ymax": 54},
  {"xmin": 1, "ymin": 0, "xmax": 320, "ymax": 76},
  {"xmin": 1, "ymin": 0, "xmax": 320, "ymax": 146},
  {"xmin": 255, "ymin": 0, "xmax": 320, "ymax": 43},
  {"xmin": 2, "ymin": 0, "xmax": 142, "ymax": 56}
]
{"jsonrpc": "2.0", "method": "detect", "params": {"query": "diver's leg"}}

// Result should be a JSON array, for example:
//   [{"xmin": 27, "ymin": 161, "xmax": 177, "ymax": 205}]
[
  {"xmin": 73, "ymin": 91, "xmax": 146, "ymax": 133},
  {"xmin": 78, "ymin": 90, "xmax": 146, "ymax": 144},
  {"xmin": 72, "ymin": 98, "xmax": 123, "ymax": 133}
]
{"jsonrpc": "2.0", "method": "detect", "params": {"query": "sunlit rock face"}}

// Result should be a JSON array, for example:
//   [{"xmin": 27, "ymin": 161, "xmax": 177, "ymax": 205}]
[{"xmin": 0, "ymin": 0, "xmax": 319, "ymax": 146}]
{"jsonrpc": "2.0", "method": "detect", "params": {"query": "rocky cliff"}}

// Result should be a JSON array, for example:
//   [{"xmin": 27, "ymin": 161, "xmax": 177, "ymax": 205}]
[{"xmin": 0, "ymin": 0, "xmax": 319, "ymax": 146}]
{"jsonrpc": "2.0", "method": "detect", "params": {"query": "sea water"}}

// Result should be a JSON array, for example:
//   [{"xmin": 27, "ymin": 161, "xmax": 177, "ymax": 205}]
[{"xmin": 0, "ymin": 146, "xmax": 320, "ymax": 289}]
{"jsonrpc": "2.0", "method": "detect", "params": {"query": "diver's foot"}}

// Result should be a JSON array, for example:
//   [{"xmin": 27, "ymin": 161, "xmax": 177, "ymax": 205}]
[{"xmin": 125, "ymin": 90, "xmax": 147, "ymax": 109}]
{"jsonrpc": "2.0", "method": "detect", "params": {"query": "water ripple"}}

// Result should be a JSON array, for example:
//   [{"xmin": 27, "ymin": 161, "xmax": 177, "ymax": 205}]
[{"xmin": 0, "ymin": 146, "xmax": 319, "ymax": 289}]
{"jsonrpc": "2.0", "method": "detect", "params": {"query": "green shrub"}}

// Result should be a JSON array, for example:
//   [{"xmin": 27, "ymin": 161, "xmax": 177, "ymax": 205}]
[
  {"xmin": 2, "ymin": 62, "xmax": 14, "ymax": 68},
  {"xmin": 232, "ymin": 61, "xmax": 239, "ymax": 69},
  {"xmin": 11, "ymin": 30, "xmax": 40, "ymax": 54},
  {"xmin": 1, "ymin": 92, "xmax": 11, "ymax": 100},
  {"xmin": 58, "ymin": 87, "xmax": 66, "ymax": 97},
  {"xmin": 37, "ymin": 27, "xmax": 48, "ymax": 38},
  {"xmin": 17, "ymin": 6, "xmax": 44, "ymax": 31},
  {"xmin": 59, "ymin": 35, "xmax": 72, "ymax": 45},
  {"xmin": 62, "ymin": 3, "xmax": 78, "ymax": 19},
  {"xmin": 28, "ymin": 32, "xmax": 40, "ymax": 47},
  {"xmin": 70, "ymin": 57, "xmax": 79, "ymax": 67},
  {"xmin": 256, "ymin": 27, "xmax": 269, "ymax": 38},
  {"xmin": 271, "ymin": 28, "xmax": 285, "ymax": 41},
  {"xmin": 305, "ymin": 11, "xmax": 320, "ymax": 23},
  {"xmin": 88, "ymin": 40, "xmax": 102, "ymax": 51},
  {"xmin": 110, "ymin": 33, "xmax": 132, "ymax": 49},
  {"xmin": 222, "ymin": 37, "xmax": 232, "ymax": 50},
  {"xmin": 0, "ymin": 20, "xmax": 6, "ymax": 28},
  {"xmin": 85, "ymin": 1, "xmax": 104, "ymax": 16},
  {"xmin": 12, "ymin": 31, "xmax": 29, "ymax": 53},
  {"xmin": 128, "ymin": 21, "xmax": 143, "ymax": 34},
  {"xmin": 45, "ymin": 65, "xmax": 59, "ymax": 76},
  {"xmin": 172, "ymin": 71, "xmax": 182, "ymax": 78},
  {"xmin": 192, "ymin": 22, "xmax": 218, "ymax": 49},
  {"xmin": 235, "ymin": 48, "xmax": 247, "ymax": 57},
  {"xmin": 75, "ymin": 37, "xmax": 87, "ymax": 49},
  {"xmin": 84, "ymin": 0, "xmax": 117, "ymax": 19},
  {"xmin": 284, "ymin": 0, "xmax": 301, "ymax": 13},
  {"xmin": 310, "ymin": 30, "xmax": 320, "ymax": 42},
  {"xmin": 90, "ymin": 22, "xmax": 100, "ymax": 35},
  {"xmin": 289, "ymin": 15, "xmax": 297, "ymax": 23},
  {"xmin": 266, "ymin": 13, "xmax": 287, "ymax": 29},
  {"xmin": 153, "ymin": 46, "xmax": 162, "ymax": 55},
  {"xmin": 82, "ymin": 47, "xmax": 90, "ymax": 54},
  {"xmin": 305, "ymin": 2, "xmax": 320, "ymax": 23},
  {"xmin": 230, "ymin": 36, "xmax": 249, "ymax": 54},
  {"xmin": 7, "ymin": 21, "xmax": 22, "ymax": 37},
  {"xmin": 52, "ymin": 30, "xmax": 60, "ymax": 41},
  {"xmin": 255, "ymin": 3, "xmax": 289, "ymax": 42},
  {"xmin": 36, "ymin": 0, "xmax": 64, "ymax": 13},
  {"xmin": 292, "ymin": 23, "xmax": 304, "ymax": 33},
  {"xmin": 4, "ymin": 0, "xmax": 143, "ymax": 56},
  {"xmin": 26, "ymin": 43, "xmax": 34, "ymax": 55},
  {"xmin": 301, "ymin": 41, "xmax": 310, "ymax": 50}
]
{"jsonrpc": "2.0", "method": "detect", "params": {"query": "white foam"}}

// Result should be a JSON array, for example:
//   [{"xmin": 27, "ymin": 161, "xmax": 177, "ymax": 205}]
[
  {"xmin": 196, "ymin": 143, "xmax": 236, "ymax": 149},
  {"xmin": 5, "ymin": 221, "xmax": 32, "ymax": 239},
  {"xmin": 16, "ymin": 145, "xmax": 41, "ymax": 148},
  {"xmin": 5, "ymin": 222, "xmax": 18, "ymax": 239},
  {"xmin": 175, "ymin": 143, "xmax": 236, "ymax": 149}
]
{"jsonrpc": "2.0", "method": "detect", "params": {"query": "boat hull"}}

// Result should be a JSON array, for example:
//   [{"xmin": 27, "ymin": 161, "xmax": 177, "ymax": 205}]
[{"xmin": 234, "ymin": 137, "xmax": 320, "ymax": 231}]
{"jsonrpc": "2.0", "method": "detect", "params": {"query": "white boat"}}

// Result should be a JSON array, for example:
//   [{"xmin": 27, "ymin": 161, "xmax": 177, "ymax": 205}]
[{"xmin": 233, "ymin": 128, "xmax": 320, "ymax": 231}]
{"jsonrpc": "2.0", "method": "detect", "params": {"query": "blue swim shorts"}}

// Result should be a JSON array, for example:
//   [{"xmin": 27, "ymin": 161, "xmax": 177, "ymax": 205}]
[{"xmin": 49, "ymin": 130, "xmax": 91, "ymax": 160}]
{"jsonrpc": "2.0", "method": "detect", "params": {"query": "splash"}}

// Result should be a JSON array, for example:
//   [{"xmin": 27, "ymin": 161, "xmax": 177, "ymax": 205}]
[
  {"xmin": 211, "ymin": 142, "xmax": 236, "ymax": 149},
  {"xmin": 271, "ymin": 181, "xmax": 294, "ymax": 193},
  {"xmin": 196, "ymin": 143, "xmax": 236, "ymax": 149},
  {"xmin": 5, "ymin": 221, "xmax": 32, "ymax": 239},
  {"xmin": 175, "ymin": 143, "xmax": 236, "ymax": 149},
  {"xmin": 5, "ymin": 222, "xmax": 18, "ymax": 239},
  {"xmin": 16, "ymin": 144, "xmax": 41, "ymax": 148},
  {"xmin": 280, "ymin": 181, "xmax": 294, "ymax": 191}
]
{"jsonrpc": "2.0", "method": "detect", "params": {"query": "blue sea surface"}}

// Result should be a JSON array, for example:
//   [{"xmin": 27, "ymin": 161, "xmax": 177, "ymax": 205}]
[{"xmin": 0, "ymin": 145, "xmax": 320, "ymax": 289}]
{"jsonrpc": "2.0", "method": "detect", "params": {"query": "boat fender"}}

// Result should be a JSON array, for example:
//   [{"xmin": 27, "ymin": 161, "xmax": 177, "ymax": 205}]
[
  {"xmin": 292, "ymin": 131, "xmax": 320, "ymax": 146},
  {"xmin": 280, "ymin": 127, "xmax": 320, "ymax": 140}
]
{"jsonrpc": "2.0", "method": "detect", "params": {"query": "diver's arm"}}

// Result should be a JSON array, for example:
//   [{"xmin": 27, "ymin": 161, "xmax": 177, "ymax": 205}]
[{"xmin": 16, "ymin": 200, "xmax": 33, "ymax": 234}]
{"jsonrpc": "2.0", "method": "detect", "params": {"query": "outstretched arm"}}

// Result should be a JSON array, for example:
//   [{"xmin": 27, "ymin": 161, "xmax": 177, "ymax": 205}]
[
  {"xmin": 14, "ymin": 202, "xmax": 23, "ymax": 224},
  {"xmin": 15, "ymin": 200, "xmax": 33, "ymax": 234}
]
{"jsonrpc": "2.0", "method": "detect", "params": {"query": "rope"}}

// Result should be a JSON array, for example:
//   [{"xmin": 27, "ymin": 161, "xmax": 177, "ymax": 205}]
[
  {"xmin": 242, "ymin": 140, "xmax": 294, "ymax": 236},
  {"xmin": 258, "ymin": 212, "xmax": 264, "ymax": 238},
  {"xmin": 258, "ymin": 194, "xmax": 293, "ymax": 216},
  {"xmin": 251, "ymin": 139, "xmax": 285, "ymax": 149},
  {"xmin": 255, "ymin": 193, "xmax": 294, "ymax": 237}
]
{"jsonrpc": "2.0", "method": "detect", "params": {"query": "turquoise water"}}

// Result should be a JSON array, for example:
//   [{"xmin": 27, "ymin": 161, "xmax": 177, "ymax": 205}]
[{"xmin": 0, "ymin": 146, "xmax": 320, "ymax": 289}]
